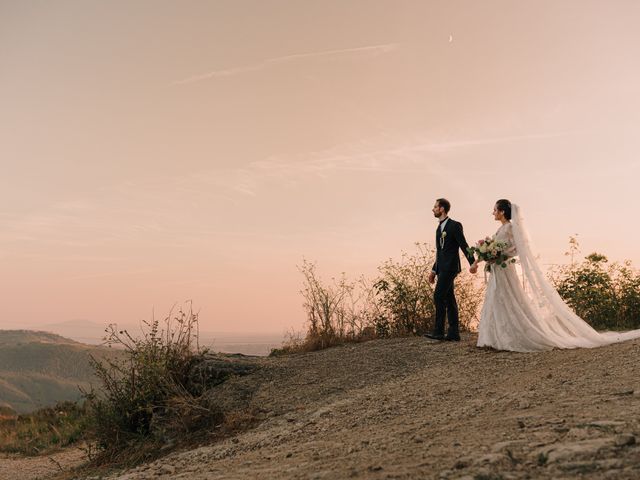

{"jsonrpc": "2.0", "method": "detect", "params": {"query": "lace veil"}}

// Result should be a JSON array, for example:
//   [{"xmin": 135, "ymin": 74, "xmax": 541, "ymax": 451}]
[{"xmin": 510, "ymin": 204, "xmax": 640, "ymax": 347}]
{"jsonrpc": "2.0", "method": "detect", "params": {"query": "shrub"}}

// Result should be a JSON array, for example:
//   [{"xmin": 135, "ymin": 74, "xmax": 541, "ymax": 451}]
[
  {"xmin": 284, "ymin": 243, "xmax": 484, "ymax": 353},
  {"xmin": 84, "ymin": 303, "xmax": 219, "ymax": 461},
  {"xmin": 373, "ymin": 244, "xmax": 435, "ymax": 336},
  {"xmin": 550, "ymin": 238, "xmax": 640, "ymax": 330},
  {"xmin": 373, "ymin": 243, "xmax": 484, "ymax": 335},
  {"xmin": 286, "ymin": 260, "xmax": 380, "ymax": 352}
]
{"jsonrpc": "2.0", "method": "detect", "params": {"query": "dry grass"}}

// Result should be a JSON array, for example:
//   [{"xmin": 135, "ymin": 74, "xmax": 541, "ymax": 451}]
[
  {"xmin": 275, "ymin": 244, "xmax": 484, "ymax": 355},
  {"xmin": 82, "ymin": 303, "xmax": 223, "ymax": 466},
  {"xmin": 0, "ymin": 401, "xmax": 87, "ymax": 456}
]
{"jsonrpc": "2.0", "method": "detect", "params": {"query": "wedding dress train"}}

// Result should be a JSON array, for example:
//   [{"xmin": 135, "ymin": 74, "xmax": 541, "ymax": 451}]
[{"xmin": 477, "ymin": 204, "xmax": 640, "ymax": 352}]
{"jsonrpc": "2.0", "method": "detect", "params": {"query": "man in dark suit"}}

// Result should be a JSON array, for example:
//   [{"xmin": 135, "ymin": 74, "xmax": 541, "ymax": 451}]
[{"xmin": 425, "ymin": 198, "xmax": 477, "ymax": 341}]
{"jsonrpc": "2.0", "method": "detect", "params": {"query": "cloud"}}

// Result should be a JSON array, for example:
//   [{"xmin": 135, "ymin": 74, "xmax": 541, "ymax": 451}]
[
  {"xmin": 67, "ymin": 268, "xmax": 160, "ymax": 281},
  {"xmin": 422, "ymin": 131, "xmax": 582, "ymax": 153},
  {"xmin": 0, "ymin": 128, "xmax": 583, "ymax": 258},
  {"xmin": 172, "ymin": 43, "xmax": 399, "ymax": 85},
  {"xmin": 226, "ymin": 130, "xmax": 583, "ymax": 183}
]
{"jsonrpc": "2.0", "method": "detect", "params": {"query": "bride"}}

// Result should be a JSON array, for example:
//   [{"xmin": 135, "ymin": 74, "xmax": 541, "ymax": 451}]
[{"xmin": 472, "ymin": 199, "xmax": 640, "ymax": 352}]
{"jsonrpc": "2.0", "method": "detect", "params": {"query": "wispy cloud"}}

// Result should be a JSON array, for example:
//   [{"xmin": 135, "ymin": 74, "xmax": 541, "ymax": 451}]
[
  {"xmin": 422, "ymin": 131, "xmax": 582, "ymax": 153},
  {"xmin": 172, "ymin": 43, "xmax": 399, "ymax": 85},
  {"xmin": 67, "ymin": 268, "xmax": 161, "ymax": 281},
  {"xmin": 173, "ymin": 130, "xmax": 580, "ymax": 200},
  {"xmin": 0, "ymin": 129, "xmax": 584, "ymax": 258},
  {"xmin": 226, "ymin": 129, "xmax": 584, "ymax": 182}
]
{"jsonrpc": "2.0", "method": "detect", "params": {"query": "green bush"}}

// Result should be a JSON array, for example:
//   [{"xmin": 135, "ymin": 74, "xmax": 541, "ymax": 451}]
[
  {"xmin": 85, "ymin": 303, "xmax": 219, "ymax": 460},
  {"xmin": 373, "ymin": 244, "xmax": 435, "ymax": 336},
  {"xmin": 291, "ymin": 236, "xmax": 640, "ymax": 353},
  {"xmin": 550, "ymin": 238, "xmax": 640, "ymax": 330},
  {"xmin": 374, "ymin": 243, "xmax": 483, "ymax": 335}
]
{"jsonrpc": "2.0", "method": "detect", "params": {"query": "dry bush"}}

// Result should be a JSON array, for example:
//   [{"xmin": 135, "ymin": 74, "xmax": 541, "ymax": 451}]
[
  {"xmin": 281, "ymin": 243, "xmax": 484, "ymax": 354},
  {"xmin": 280, "ymin": 260, "xmax": 381, "ymax": 352},
  {"xmin": 221, "ymin": 408, "xmax": 261, "ymax": 433},
  {"xmin": 84, "ymin": 302, "xmax": 220, "ymax": 463},
  {"xmin": 454, "ymin": 269, "xmax": 486, "ymax": 331}
]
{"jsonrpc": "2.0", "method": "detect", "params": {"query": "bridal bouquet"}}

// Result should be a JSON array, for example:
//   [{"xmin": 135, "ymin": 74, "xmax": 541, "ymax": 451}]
[{"xmin": 467, "ymin": 237, "xmax": 516, "ymax": 270}]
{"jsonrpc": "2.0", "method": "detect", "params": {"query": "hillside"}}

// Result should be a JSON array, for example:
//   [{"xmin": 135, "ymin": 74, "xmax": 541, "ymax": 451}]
[
  {"xmin": 100, "ymin": 334, "xmax": 640, "ymax": 480},
  {"xmin": 0, "ymin": 330, "xmax": 116, "ymax": 413},
  {"xmin": 0, "ymin": 330, "xmax": 79, "ymax": 346},
  {"xmin": 29, "ymin": 322, "xmax": 284, "ymax": 355}
]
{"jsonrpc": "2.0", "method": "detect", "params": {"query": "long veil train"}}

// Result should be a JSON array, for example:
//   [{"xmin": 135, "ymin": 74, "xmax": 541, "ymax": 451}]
[{"xmin": 510, "ymin": 204, "xmax": 640, "ymax": 349}]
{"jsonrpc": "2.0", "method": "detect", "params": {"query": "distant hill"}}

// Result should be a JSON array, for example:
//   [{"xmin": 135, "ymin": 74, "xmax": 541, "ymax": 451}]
[
  {"xmin": 0, "ymin": 330, "xmax": 79, "ymax": 346},
  {"xmin": 0, "ymin": 330, "xmax": 118, "ymax": 413},
  {"xmin": 34, "ymin": 320, "xmax": 119, "ymax": 345},
  {"xmin": 34, "ymin": 320, "xmax": 286, "ymax": 355}
]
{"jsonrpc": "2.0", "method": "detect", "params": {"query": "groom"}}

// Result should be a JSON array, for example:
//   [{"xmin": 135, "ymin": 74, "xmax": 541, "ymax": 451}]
[{"xmin": 426, "ymin": 198, "xmax": 477, "ymax": 341}]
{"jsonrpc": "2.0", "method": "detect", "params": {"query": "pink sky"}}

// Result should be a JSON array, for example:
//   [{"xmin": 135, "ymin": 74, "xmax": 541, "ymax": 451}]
[{"xmin": 1, "ymin": 1, "xmax": 639, "ymax": 335}]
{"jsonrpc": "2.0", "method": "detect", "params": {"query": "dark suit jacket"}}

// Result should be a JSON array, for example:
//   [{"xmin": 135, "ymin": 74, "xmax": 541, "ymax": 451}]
[{"xmin": 432, "ymin": 218, "xmax": 475, "ymax": 275}]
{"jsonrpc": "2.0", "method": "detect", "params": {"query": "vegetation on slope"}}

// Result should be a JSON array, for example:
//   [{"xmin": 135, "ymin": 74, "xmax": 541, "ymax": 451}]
[
  {"xmin": 0, "ymin": 333, "xmax": 117, "ymax": 413},
  {"xmin": 0, "ymin": 401, "xmax": 87, "ymax": 456}
]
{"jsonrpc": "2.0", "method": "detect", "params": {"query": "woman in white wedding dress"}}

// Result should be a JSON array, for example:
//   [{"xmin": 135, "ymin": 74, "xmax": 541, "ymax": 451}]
[{"xmin": 473, "ymin": 199, "xmax": 640, "ymax": 352}]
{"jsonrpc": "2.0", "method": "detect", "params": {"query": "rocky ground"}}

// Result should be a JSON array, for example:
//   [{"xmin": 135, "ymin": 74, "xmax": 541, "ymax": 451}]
[{"xmin": 4, "ymin": 334, "xmax": 640, "ymax": 479}]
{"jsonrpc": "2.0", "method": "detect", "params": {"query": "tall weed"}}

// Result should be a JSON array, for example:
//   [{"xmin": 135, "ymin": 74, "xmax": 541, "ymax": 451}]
[
  {"xmin": 282, "ymin": 243, "xmax": 484, "ymax": 353},
  {"xmin": 84, "ymin": 303, "xmax": 218, "ymax": 461}
]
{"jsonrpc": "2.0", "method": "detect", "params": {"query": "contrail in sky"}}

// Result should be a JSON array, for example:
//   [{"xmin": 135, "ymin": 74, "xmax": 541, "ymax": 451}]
[{"xmin": 172, "ymin": 43, "xmax": 399, "ymax": 85}]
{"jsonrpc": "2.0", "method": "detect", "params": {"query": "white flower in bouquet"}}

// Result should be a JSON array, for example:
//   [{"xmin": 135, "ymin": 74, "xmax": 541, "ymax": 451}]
[{"xmin": 467, "ymin": 236, "xmax": 517, "ymax": 271}]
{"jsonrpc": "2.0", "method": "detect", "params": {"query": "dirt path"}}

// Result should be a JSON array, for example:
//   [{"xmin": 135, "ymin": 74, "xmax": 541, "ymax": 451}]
[
  {"xmin": 29, "ymin": 334, "xmax": 640, "ymax": 479},
  {"xmin": 0, "ymin": 447, "xmax": 86, "ymax": 480}
]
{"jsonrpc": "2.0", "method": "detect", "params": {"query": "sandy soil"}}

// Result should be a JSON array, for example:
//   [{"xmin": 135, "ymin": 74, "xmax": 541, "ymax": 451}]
[
  {"xmin": 108, "ymin": 334, "xmax": 640, "ymax": 479},
  {"xmin": 5, "ymin": 333, "xmax": 640, "ymax": 479},
  {"xmin": 0, "ymin": 447, "xmax": 86, "ymax": 480}
]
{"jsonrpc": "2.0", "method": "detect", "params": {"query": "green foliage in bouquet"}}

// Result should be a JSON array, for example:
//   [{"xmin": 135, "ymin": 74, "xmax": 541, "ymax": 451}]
[{"xmin": 467, "ymin": 237, "xmax": 517, "ymax": 271}]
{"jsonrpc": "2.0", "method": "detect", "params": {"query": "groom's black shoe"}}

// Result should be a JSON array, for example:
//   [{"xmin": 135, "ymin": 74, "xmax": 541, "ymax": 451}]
[
  {"xmin": 444, "ymin": 336, "xmax": 461, "ymax": 342},
  {"xmin": 424, "ymin": 332, "xmax": 445, "ymax": 341}
]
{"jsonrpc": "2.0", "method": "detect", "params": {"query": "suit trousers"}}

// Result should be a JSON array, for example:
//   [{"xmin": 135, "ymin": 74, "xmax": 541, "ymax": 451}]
[{"xmin": 433, "ymin": 271, "xmax": 459, "ymax": 338}]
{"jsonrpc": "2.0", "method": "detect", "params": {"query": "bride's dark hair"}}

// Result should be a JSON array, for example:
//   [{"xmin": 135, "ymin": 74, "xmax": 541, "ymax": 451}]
[{"xmin": 496, "ymin": 199, "xmax": 512, "ymax": 220}]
